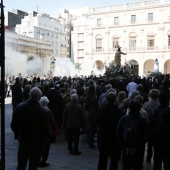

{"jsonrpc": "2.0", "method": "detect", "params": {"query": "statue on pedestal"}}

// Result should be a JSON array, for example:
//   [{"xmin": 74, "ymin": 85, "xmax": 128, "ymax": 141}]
[
  {"xmin": 153, "ymin": 58, "xmax": 159, "ymax": 73},
  {"xmin": 115, "ymin": 46, "xmax": 127, "ymax": 66}
]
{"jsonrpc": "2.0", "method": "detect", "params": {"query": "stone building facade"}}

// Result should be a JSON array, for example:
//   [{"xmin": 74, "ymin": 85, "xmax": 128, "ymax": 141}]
[{"xmin": 71, "ymin": 0, "xmax": 170, "ymax": 76}]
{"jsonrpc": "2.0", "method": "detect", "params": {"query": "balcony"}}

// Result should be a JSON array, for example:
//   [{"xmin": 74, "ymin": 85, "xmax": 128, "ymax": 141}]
[
  {"xmin": 147, "ymin": 46, "xmax": 155, "ymax": 50},
  {"xmin": 129, "ymin": 47, "xmax": 136, "ymax": 51},
  {"xmin": 114, "ymin": 21, "xmax": 119, "ymax": 25},
  {"xmin": 146, "ymin": 18, "xmax": 154, "ymax": 23},
  {"xmin": 130, "ymin": 19, "xmax": 137, "ymax": 24}
]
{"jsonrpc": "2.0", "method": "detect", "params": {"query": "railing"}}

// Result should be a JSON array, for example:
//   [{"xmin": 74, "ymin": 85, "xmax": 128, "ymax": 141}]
[
  {"xmin": 146, "ymin": 17, "xmax": 155, "ymax": 23},
  {"xmin": 90, "ymin": 0, "xmax": 168, "ymax": 13},
  {"xmin": 130, "ymin": 19, "xmax": 137, "ymax": 24}
]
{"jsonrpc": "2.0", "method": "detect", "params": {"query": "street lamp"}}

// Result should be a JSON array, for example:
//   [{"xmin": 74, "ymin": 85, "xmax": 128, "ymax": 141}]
[{"xmin": 50, "ymin": 57, "xmax": 56, "ymax": 75}]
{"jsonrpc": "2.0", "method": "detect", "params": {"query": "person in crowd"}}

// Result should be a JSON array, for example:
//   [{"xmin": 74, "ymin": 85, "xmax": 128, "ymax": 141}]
[
  {"xmin": 77, "ymin": 88, "xmax": 86, "ymax": 106},
  {"xmin": 130, "ymin": 90, "xmax": 140, "ymax": 100},
  {"xmin": 134, "ymin": 95, "xmax": 147, "ymax": 120},
  {"xmin": 126, "ymin": 78, "xmax": 138, "ymax": 98},
  {"xmin": 11, "ymin": 77, "xmax": 23, "ymax": 112},
  {"xmin": 63, "ymin": 88, "xmax": 77, "ymax": 108},
  {"xmin": 44, "ymin": 82, "xmax": 64, "ymax": 142},
  {"xmin": 63, "ymin": 94, "xmax": 85, "ymax": 155},
  {"xmin": 120, "ymin": 98, "xmax": 131, "ymax": 115},
  {"xmin": 143, "ymin": 89, "xmax": 160, "ymax": 163},
  {"xmin": 99, "ymin": 88, "xmax": 117, "ymax": 108},
  {"xmin": 6, "ymin": 78, "xmax": 12, "ymax": 97},
  {"xmin": 117, "ymin": 91, "xmax": 127, "ymax": 108},
  {"xmin": 39, "ymin": 96, "xmax": 57, "ymax": 168},
  {"xmin": 98, "ymin": 84, "xmax": 112, "ymax": 107},
  {"xmin": 97, "ymin": 92, "xmax": 124, "ymax": 170},
  {"xmin": 11, "ymin": 87, "xmax": 50, "ymax": 170},
  {"xmin": 22, "ymin": 84, "xmax": 31, "ymax": 101},
  {"xmin": 137, "ymin": 84, "xmax": 149, "ymax": 103},
  {"xmin": 116, "ymin": 100, "xmax": 148, "ymax": 170},
  {"xmin": 148, "ymin": 92, "xmax": 170, "ymax": 170},
  {"xmin": 85, "ymin": 85, "xmax": 99, "ymax": 148},
  {"xmin": 34, "ymin": 77, "xmax": 42, "ymax": 87},
  {"xmin": 115, "ymin": 77, "xmax": 126, "ymax": 92}
]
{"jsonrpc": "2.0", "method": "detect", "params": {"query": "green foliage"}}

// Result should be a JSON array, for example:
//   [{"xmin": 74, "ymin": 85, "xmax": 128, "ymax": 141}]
[{"xmin": 105, "ymin": 63, "xmax": 133, "ymax": 78}]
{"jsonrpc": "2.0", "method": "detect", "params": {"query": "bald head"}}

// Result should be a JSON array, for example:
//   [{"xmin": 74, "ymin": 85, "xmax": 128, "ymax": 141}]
[{"xmin": 29, "ymin": 87, "xmax": 42, "ymax": 102}]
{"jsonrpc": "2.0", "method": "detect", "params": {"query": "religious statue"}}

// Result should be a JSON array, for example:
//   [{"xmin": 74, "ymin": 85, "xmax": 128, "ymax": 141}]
[
  {"xmin": 114, "ymin": 46, "xmax": 127, "ymax": 66},
  {"xmin": 153, "ymin": 58, "xmax": 159, "ymax": 73}
]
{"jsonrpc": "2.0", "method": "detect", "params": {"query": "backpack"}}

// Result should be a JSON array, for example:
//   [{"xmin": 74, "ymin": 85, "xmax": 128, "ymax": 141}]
[
  {"xmin": 123, "ymin": 116, "xmax": 141, "ymax": 148},
  {"xmin": 152, "ymin": 107, "xmax": 170, "ymax": 146}
]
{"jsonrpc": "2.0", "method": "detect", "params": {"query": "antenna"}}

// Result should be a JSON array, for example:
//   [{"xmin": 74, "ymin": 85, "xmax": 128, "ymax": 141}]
[{"xmin": 37, "ymin": 5, "xmax": 38, "ymax": 12}]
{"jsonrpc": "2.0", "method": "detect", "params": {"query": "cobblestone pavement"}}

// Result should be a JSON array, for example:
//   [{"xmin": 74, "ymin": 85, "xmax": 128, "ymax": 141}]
[{"xmin": 4, "ymin": 97, "xmax": 153, "ymax": 170}]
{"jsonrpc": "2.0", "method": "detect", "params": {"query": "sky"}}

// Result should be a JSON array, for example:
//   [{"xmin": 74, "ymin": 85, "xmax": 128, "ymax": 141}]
[{"xmin": 4, "ymin": 0, "xmax": 138, "ymax": 16}]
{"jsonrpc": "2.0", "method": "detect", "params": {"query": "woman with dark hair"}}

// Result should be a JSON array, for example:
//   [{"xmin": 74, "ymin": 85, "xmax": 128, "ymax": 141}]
[{"xmin": 85, "ymin": 85, "xmax": 99, "ymax": 148}]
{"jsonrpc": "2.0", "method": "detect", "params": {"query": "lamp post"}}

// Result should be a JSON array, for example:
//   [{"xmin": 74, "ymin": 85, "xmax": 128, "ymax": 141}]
[
  {"xmin": 50, "ymin": 57, "xmax": 56, "ymax": 76},
  {"xmin": 0, "ymin": 0, "xmax": 5, "ymax": 169}
]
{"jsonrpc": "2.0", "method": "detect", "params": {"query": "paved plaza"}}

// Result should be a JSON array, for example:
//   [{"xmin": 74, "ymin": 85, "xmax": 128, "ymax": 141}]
[{"xmin": 3, "ymin": 97, "xmax": 154, "ymax": 170}]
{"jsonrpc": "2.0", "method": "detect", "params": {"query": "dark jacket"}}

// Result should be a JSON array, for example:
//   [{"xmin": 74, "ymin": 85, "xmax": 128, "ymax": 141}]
[
  {"xmin": 148, "ymin": 106, "xmax": 170, "ymax": 153},
  {"xmin": 11, "ymin": 99, "xmax": 50, "ymax": 146},
  {"xmin": 97, "ymin": 103, "xmax": 124, "ymax": 147},
  {"xmin": 116, "ymin": 114, "xmax": 148, "ymax": 151},
  {"xmin": 44, "ymin": 88, "xmax": 64, "ymax": 126},
  {"xmin": 63, "ymin": 101, "xmax": 85, "ymax": 129},
  {"xmin": 11, "ymin": 82, "xmax": 23, "ymax": 104}
]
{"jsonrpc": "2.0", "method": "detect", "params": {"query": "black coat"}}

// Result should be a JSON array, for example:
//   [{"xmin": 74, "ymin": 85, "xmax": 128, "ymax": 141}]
[
  {"xmin": 116, "ymin": 114, "xmax": 148, "ymax": 151},
  {"xmin": 11, "ymin": 82, "xmax": 23, "ymax": 104},
  {"xmin": 44, "ymin": 88, "xmax": 64, "ymax": 127},
  {"xmin": 11, "ymin": 99, "xmax": 50, "ymax": 146},
  {"xmin": 97, "ymin": 103, "xmax": 124, "ymax": 148}
]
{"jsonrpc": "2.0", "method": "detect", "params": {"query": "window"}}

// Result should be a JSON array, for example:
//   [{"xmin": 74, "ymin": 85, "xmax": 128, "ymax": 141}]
[
  {"xmin": 96, "ymin": 39, "xmax": 102, "ymax": 52},
  {"xmin": 97, "ymin": 18, "xmax": 102, "ymax": 27},
  {"xmin": 148, "ymin": 13, "xmax": 153, "ymax": 22},
  {"xmin": 114, "ymin": 17, "xmax": 119, "ymax": 25},
  {"xmin": 113, "ymin": 38, "xmax": 119, "ymax": 50},
  {"xmin": 129, "ymin": 37, "xmax": 136, "ymax": 50},
  {"xmin": 131, "ymin": 15, "xmax": 136, "ymax": 24},
  {"xmin": 37, "ymin": 30, "xmax": 40, "ymax": 34},
  {"xmin": 147, "ymin": 36, "xmax": 155, "ymax": 50},
  {"xmin": 168, "ymin": 35, "xmax": 170, "ymax": 49}
]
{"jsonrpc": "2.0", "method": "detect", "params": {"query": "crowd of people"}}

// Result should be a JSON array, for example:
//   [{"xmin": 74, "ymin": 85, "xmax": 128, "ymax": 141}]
[{"xmin": 2, "ymin": 73, "xmax": 170, "ymax": 170}]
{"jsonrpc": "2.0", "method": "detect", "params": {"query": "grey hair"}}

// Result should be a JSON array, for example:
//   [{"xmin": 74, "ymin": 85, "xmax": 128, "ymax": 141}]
[
  {"xmin": 70, "ymin": 89, "xmax": 77, "ymax": 95},
  {"xmin": 29, "ymin": 87, "xmax": 42, "ymax": 101},
  {"xmin": 71, "ymin": 94, "xmax": 78, "ymax": 101},
  {"xmin": 39, "ymin": 96, "xmax": 49, "ymax": 107}
]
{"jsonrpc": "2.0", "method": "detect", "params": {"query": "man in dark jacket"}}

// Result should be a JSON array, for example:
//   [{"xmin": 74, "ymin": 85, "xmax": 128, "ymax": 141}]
[
  {"xmin": 149, "ymin": 92, "xmax": 170, "ymax": 170},
  {"xmin": 44, "ymin": 82, "xmax": 64, "ymax": 142},
  {"xmin": 97, "ymin": 92, "xmax": 124, "ymax": 170},
  {"xmin": 11, "ymin": 77, "xmax": 23, "ymax": 112},
  {"xmin": 11, "ymin": 87, "xmax": 50, "ymax": 170},
  {"xmin": 116, "ymin": 100, "xmax": 148, "ymax": 170},
  {"xmin": 63, "ymin": 94, "xmax": 85, "ymax": 155}
]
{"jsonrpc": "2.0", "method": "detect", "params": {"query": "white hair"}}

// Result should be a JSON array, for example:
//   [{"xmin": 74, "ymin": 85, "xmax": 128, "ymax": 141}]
[{"xmin": 39, "ymin": 96, "xmax": 49, "ymax": 107}]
